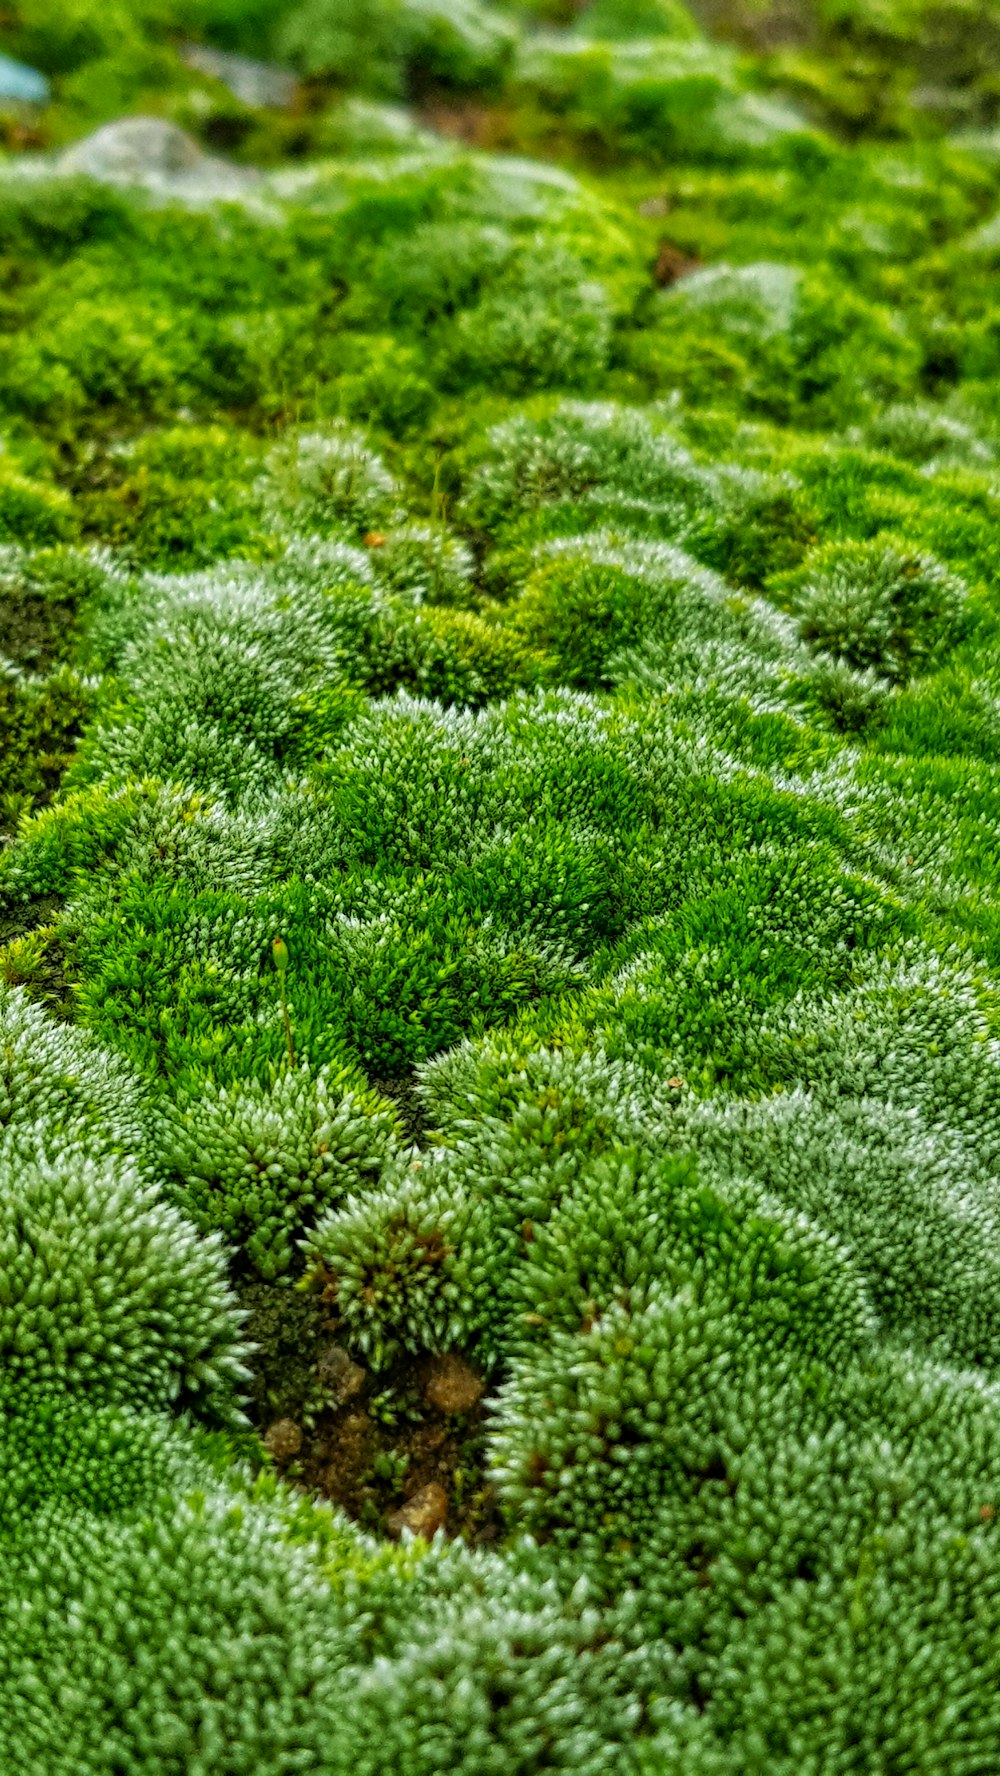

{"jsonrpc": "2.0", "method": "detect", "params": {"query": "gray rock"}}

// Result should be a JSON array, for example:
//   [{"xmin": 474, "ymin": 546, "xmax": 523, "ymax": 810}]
[
  {"xmin": 0, "ymin": 55, "xmax": 49, "ymax": 106},
  {"xmin": 182, "ymin": 44, "xmax": 299, "ymax": 111},
  {"xmin": 57, "ymin": 117, "xmax": 259, "ymax": 201},
  {"xmin": 317, "ymin": 1341, "xmax": 366, "ymax": 1407}
]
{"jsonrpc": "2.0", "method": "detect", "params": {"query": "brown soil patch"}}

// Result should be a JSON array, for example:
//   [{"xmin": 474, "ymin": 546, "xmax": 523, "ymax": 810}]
[{"xmin": 237, "ymin": 1277, "xmax": 501, "ymax": 1545}]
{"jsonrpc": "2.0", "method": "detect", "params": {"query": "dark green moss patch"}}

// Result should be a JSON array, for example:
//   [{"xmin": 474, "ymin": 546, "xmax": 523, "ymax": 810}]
[{"xmin": 0, "ymin": 670, "xmax": 91, "ymax": 838}]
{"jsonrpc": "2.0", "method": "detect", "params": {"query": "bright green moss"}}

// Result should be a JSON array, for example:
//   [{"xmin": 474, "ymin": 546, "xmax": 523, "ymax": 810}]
[
  {"xmin": 0, "ymin": 465, "xmax": 75, "ymax": 545},
  {"xmin": 276, "ymin": 0, "xmax": 517, "ymax": 93},
  {"xmin": 777, "ymin": 537, "xmax": 971, "ymax": 681},
  {"xmin": 364, "ymin": 604, "xmax": 550, "ymax": 704},
  {"xmin": 511, "ymin": 556, "xmax": 654, "ymax": 685}
]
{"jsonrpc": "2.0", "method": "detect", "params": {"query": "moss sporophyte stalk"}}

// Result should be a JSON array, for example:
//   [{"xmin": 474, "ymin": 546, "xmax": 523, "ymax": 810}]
[
  {"xmin": 8, "ymin": 0, "xmax": 1000, "ymax": 1767},
  {"xmin": 272, "ymin": 933, "xmax": 296, "ymax": 1069}
]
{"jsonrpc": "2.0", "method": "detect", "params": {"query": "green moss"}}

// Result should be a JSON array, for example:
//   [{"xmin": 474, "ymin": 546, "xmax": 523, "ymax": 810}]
[
  {"xmin": 0, "ymin": 466, "xmax": 76, "ymax": 545},
  {"xmin": 364, "ymin": 604, "xmax": 550, "ymax": 704},
  {"xmin": 75, "ymin": 425, "xmax": 267, "ymax": 567},
  {"xmin": 8, "ymin": 3, "xmax": 1000, "ymax": 1768},
  {"xmin": 0, "ymin": 667, "xmax": 91, "ymax": 832}
]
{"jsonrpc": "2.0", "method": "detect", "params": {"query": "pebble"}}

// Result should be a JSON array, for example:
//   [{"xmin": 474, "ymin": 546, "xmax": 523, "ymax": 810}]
[
  {"xmin": 262, "ymin": 1417, "xmax": 303, "ymax": 1463},
  {"xmin": 654, "ymin": 242, "xmax": 701, "ymax": 288},
  {"xmin": 317, "ymin": 1341, "xmax": 366, "ymax": 1406},
  {"xmin": 386, "ymin": 1481, "xmax": 449, "ymax": 1540},
  {"xmin": 423, "ymin": 1354, "xmax": 484, "ymax": 1416}
]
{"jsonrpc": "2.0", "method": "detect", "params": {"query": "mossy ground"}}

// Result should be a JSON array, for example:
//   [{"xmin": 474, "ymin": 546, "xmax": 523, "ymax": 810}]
[{"xmin": 9, "ymin": 0, "xmax": 1000, "ymax": 1770}]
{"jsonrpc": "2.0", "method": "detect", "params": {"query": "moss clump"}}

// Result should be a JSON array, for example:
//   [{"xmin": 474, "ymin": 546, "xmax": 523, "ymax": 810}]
[{"xmin": 0, "ymin": 668, "xmax": 91, "ymax": 832}]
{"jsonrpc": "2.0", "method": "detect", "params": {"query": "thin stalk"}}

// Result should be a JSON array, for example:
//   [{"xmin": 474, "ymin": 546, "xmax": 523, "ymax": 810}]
[{"xmin": 272, "ymin": 936, "xmax": 296, "ymax": 1069}]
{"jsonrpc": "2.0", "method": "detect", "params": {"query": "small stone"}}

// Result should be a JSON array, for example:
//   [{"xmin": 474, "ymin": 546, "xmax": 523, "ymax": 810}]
[
  {"xmin": 0, "ymin": 54, "xmax": 49, "ymax": 105},
  {"xmin": 424, "ymin": 1354, "xmax": 484, "ymax": 1416},
  {"xmin": 262, "ymin": 1417, "xmax": 302, "ymax": 1463},
  {"xmin": 181, "ymin": 44, "xmax": 299, "ymax": 111},
  {"xmin": 386, "ymin": 1481, "xmax": 449, "ymax": 1541},
  {"xmin": 57, "ymin": 118, "xmax": 259, "ymax": 201},
  {"xmin": 317, "ymin": 1341, "xmax": 366, "ymax": 1406}
]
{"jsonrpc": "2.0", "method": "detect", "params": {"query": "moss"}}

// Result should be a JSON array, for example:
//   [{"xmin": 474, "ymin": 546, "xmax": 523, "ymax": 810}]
[
  {"xmin": 75, "ymin": 446, "xmax": 268, "ymax": 569},
  {"xmin": 0, "ymin": 466, "xmax": 76, "ymax": 545},
  {"xmin": 10, "ymin": 3, "xmax": 1000, "ymax": 1768},
  {"xmin": 0, "ymin": 921, "xmax": 76, "ymax": 1020},
  {"xmin": 0, "ymin": 668, "xmax": 91, "ymax": 835},
  {"xmin": 363, "ymin": 604, "xmax": 551, "ymax": 704}
]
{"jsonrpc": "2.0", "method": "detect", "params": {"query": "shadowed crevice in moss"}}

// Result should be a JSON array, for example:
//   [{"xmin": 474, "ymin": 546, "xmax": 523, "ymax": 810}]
[
  {"xmin": 0, "ymin": 909, "xmax": 76, "ymax": 1021},
  {"xmin": 0, "ymin": 673, "xmax": 91, "ymax": 837},
  {"xmin": 236, "ymin": 1276, "xmax": 500, "ymax": 1544}
]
